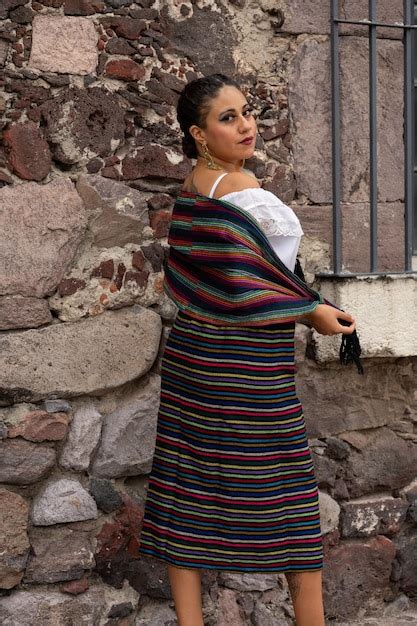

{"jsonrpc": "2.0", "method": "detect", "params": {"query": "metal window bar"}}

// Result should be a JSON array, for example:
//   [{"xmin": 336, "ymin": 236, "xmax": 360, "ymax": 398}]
[{"xmin": 328, "ymin": 0, "xmax": 416, "ymax": 276}]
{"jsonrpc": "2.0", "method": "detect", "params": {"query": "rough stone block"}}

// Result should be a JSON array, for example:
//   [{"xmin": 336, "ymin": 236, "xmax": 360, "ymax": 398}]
[
  {"xmin": 217, "ymin": 588, "xmax": 245, "ymax": 626},
  {"xmin": 0, "ymin": 440, "xmax": 55, "ymax": 484},
  {"xmin": 0, "ymin": 305, "xmax": 161, "ymax": 404},
  {"xmin": 29, "ymin": 15, "xmax": 98, "ymax": 75},
  {"xmin": 39, "ymin": 87, "xmax": 125, "ymax": 166},
  {"xmin": 90, "ymin": 373, "xmax": 160, "ymax": 478},
  {"xmin": 31, "ymin": 478, "xmax": 98, "ymax": 526},
  {"xmin": 293, "ymin": 202, "xmax": 405, "ymax": 274},
  {"xmin": 59, "ymin": 402, "xmax": 103, "ymax": 471},
  {"xmin": 0, "ymin": 584, "xmax": 139, "ymax": 625},
  {"xmin": 394, "ymin": 535, "xmax": 417, "ymax": 597},
  {"xmin": 275, "ymin": 0, "xmax": 404, "ymax": 38},
  {"xmin": 0, "ymin": 296, "xmax": 52, "ymax": 330},
  {"xmin": 341, "ymin": 495, "xmax": 409, "ymax": 537},
  {"xmin": 340, "ymin": 1, "xmax": 404, "ymax": 40},
  {"xmin": 4, "ymin": 122, "xmax": 51, "ymax": 181},
  {"xmin": 0, "ymin": 178, "xmax": 87, "ymax": 298},
  {"xmin": 23, "ymin": 525, "xmax": 94, "ymax": 584},
  {"xmin": 289, "ymin": 37, "xmax": 403, "ymax": 204},
  {"xmin": 319, "ymin": 490, "xmax": 341, "ymax": 535},
  {"xmin": 323, "ymin": 535, "xmax": 396, "ymax": 620},
  {"xmin": 274, "ymin": 0, "xmax": 330, "ymax": 34},
  {"xmin": 297, "ymin": 353, "xmax": 416, "ymax": 438},
  {"xmin": 5, "ymin": 407, "xmax": 70, "ymax": 442},
  {"xmin": 76, "ymin": 174, "xmax": 150, "ymax": 248},
  {"xmin": 341, "ymin": 427, "xmax": 417, "ymax": 498},
  {"xmin": 0, "ymin": 488, "xmax": 29, "ymax": 589}
]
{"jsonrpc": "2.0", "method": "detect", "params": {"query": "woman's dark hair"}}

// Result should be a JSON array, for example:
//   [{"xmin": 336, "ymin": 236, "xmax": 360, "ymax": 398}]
[{"xmin": 177, "ymin": 73, "xmax": 241, "ymax": 159}]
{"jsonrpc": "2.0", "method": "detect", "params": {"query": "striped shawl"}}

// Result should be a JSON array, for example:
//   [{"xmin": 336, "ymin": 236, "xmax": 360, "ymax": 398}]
[{"xmin": 164, "ymin": 191, "xmax": 363, "ymax": 374}]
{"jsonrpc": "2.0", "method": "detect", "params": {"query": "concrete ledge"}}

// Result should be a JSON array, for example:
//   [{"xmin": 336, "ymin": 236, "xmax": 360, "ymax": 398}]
[{"xmin": 312, "ymin": 273, "xmax": 417, "ymax": 362}]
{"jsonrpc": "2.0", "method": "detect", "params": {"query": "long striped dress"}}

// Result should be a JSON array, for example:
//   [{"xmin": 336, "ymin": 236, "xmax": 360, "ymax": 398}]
[{"xmin": 137, "ymin": 186, "xmax": 323, "ymax": 572}]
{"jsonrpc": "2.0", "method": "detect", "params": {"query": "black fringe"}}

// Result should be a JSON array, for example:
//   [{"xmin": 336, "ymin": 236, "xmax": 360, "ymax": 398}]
[
  {"xmin": 339, "ymin": 328, "xmax": 364, "ymax": 375},
  {"xmin": 295, "ymin": 256, "xmax": 364, "ymax": 376},
  {"xmin": 294, "ymin": 257, "xmax": 307, "ymax": 283}
]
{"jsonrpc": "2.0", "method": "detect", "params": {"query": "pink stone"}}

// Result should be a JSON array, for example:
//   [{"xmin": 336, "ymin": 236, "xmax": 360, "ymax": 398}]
[
  {"xmin": 60, "ymin": 577, "xmax": 90, "ymax": 594},
  {"xmin": 7, "ymin": 410, "xmax": 70, "ymax": 442},
  {"xmin": 29, "ymin": 15, "xmax": 98, "ymax": 75},
  {"xmin": 131, "ymin": 250, "xmax": 146, "ymax": 271},
  {"xmin": 4, "ymin": 121, "xmax": 51, "ymax": 181},
  {"xmin": 149, "ymin": 210, "xmax": 171, "ymax": 238}
]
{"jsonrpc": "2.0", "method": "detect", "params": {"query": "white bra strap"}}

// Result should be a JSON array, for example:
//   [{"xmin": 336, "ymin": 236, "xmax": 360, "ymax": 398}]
[{"xmin": 208, "ymin": 172, "xmax": 229, "ymax": 197}]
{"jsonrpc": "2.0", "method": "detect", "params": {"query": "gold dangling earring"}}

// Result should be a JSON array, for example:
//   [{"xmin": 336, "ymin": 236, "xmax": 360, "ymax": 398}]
[
  {"xmin": 241, "ymin": 158, "xmax": 245, "ymax": 169},
  {"xmin": 200, "ymin": 141, "xmax": 223, "ymax": 170}
]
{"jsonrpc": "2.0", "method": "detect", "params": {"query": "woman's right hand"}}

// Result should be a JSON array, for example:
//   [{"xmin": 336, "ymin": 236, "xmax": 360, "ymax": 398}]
[{"xmin": 302, "ymin": 304, "xmax": 356, "ymax": 336}]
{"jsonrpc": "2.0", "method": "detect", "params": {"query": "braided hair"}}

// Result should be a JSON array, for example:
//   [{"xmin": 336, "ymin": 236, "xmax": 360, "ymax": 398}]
[{"xmin": 177, "ymin": 73, "xmax": 241, "ymax": 159}]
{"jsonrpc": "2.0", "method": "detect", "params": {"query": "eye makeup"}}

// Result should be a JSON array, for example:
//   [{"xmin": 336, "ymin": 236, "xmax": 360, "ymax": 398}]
[{"xmin": 220, "ymin": 105, "xmax": 254, "ymax": 121}]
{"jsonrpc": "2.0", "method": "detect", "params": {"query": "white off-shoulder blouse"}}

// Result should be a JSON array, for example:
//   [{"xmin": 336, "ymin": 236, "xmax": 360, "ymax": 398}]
[{"xmin": 206, "ymin": 173, "xmax": 303, "ymax": 272}]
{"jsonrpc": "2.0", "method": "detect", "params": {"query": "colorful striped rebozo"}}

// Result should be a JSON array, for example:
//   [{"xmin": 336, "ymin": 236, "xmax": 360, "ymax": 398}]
[{"xmin": 164, "ymin": 190, "xmax": 364, "ymax": 375}]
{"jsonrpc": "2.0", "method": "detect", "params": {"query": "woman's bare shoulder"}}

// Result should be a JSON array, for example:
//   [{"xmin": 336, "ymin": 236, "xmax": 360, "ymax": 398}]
[{"xmin": 214, "ymin": 170, "xmax": 260, "ymax": 198}]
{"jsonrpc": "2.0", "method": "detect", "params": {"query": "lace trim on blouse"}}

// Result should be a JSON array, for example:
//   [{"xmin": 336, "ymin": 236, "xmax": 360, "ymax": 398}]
[{"xmin": 218, "ymin": 188, "xmax": 304, "ymax": 238}]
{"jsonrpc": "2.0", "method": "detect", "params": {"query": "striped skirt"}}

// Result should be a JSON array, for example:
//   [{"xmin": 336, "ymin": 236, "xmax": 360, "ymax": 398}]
[{"xmin": 137, "ymin": 309, "xmax": 323, "ymax": 572}]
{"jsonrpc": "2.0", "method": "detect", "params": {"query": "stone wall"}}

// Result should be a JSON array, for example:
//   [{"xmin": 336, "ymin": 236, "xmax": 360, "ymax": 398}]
[{"xmin": 0, "ymin": 1, "xmax": 416, "ymax": 624}]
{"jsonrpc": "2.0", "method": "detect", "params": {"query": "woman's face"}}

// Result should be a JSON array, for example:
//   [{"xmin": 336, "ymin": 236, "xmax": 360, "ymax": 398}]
[{"xmin": 190, "ymin": 85, "xmax": 257, "ymax": 165}]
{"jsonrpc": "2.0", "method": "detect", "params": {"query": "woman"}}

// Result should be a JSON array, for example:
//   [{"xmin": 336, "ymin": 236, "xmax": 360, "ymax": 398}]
[{"xmin": 138, "ymin": 74, "xmax": 357, "ymax": 626}]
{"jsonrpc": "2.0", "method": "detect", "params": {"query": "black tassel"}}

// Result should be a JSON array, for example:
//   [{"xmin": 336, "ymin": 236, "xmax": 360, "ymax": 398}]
[
  {"xmin": 295, "ymin": 257, "xmax": 364, "ymax": 376},
  {"xmin": 294, "ymin": 257, "xmax": 307, "ymax": 283},
  {"xmin": 339, "ymin": 327, "xmax": 364, "ymax": 375}
]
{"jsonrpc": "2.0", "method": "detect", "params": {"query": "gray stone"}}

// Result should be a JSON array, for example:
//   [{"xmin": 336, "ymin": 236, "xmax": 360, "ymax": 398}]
[
  {"xmin": 0, "ymin": 305, "xmax": 161, "ymax": 404},
  {"xmin": 160, "ymin": 3, "xmax": 236, "ymax": 78},
  {"xmin": 31, "ymin": 478, "xmax": 98, "ymax": 526},
  {"xmin": 341, "ymin": 428, "xmax": 417, "ymax": 498},
  {"xmin": 59, "ymin": 402, "xmax": 103, "ymax": 471},
  {"xmin": 0, "ymin": 440, "xmax": 55, "ymax": 485},
  {"xmin": 0, "ymin": 178, "xmax": 87, "ymax": 298},
  {"xmin": 135, "ymin": 600, "xmax": 177, "ymax": 625},
  {"xmin": 0, "ymin": 296, "xmax": 52, "ymax": 330},
  {"xmin": 319, "ymin": 490, "xmax": 341, "ymax": 535},
  {"xmin": 311, "ymin": 452, "xmax": 338, "ymax": 491},
  {"xmin": 76, "ymin": 174, "xmax": 150, "ymax": 248},
  {"xmin": 341, "ymin": 496, "xmax": 409, "ymax": 538},
  {"xmin": 218, "ymin": 571, "xmax": 281, "ymax": 592},
  {"xmin": 90, "ymin": 373, "xmax": 161, "ymax": 478},
  {"xmin": 252, "ymin": 599, "xmax": 289, "ymax": 626},
  {"xmin": 0, "ymin": 488, "xmax": 29, "ymax": 589},
  {"xmin": 296, "ymin": 356, "xmax": 417, "ymax": 438},
  {"xmin": 289, "ymin": 37, "xmax": 403, "ymax": 204},
  {"xmin": 0, "ymin": 584, "xmax": 139, "ymax": 626},
  {"xmin": 23, "ymin": 525, "xmax": 94, "ymax": 584},
  {"xmin": 383, "ymin": 593, "xmax": 411, "ymax": 616},
  {"xmin": 89, "ymin": 478, "xmax": 123, "ymax": 513},
  {"xmin": 29, "ymin": 15, "xmax": 98, "ymax": 75},
  {"xmin": 43, "ymin": 399, "xmax": 72, "ymax": 413},
  {"xmin": 217, "ymin": 588, "xmax": 245, "ymax": 626},
  {"xmin": 393, "ymin": 535, "xmax": 417, "ymax": 598}
]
